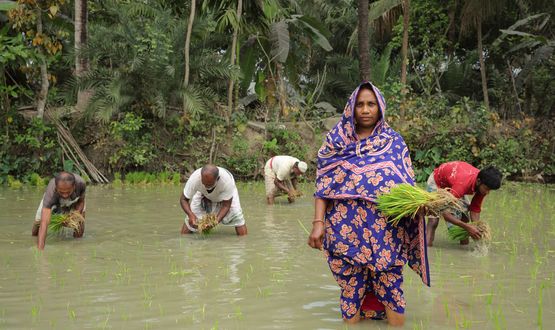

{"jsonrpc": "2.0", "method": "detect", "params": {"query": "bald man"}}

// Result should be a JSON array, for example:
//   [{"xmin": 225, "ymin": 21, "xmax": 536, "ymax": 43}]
[
  {"xmin": 179, "ymin": 165, "xmax": 247, "ymax": 236},
  {"xmin": 32, "ymin": 172, "xmax": 87, "ymax": 250}
]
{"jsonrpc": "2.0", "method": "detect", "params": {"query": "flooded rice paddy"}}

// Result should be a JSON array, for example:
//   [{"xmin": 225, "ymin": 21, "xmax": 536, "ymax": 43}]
[{"xmin": 0, "ymin": 182, "xmax": 554, "ymax": 329}]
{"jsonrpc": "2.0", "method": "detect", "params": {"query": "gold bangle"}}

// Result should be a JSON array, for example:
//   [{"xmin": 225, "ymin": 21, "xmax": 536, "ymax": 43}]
[{"xmin": 312, "ymin": 219, "xmax": 324, "ymax": 225}]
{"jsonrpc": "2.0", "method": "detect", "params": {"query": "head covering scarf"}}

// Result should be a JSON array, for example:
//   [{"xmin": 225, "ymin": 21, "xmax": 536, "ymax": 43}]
[
  {"xmin": 316, "ymin": 82, "xmax": 429, "ymax": 286},
  {"xmin": 316, "ymin": 82, "xmax": 415, "ymax": 200}
]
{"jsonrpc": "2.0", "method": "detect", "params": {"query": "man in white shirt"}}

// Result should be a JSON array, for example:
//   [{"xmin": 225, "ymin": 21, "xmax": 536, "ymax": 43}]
[
  {"xmin": 179, "ymin": 164, "xmax": 247, "ymax": 236},
  {"xmin": 264, "ymin": 155, "xmax": 308, "ymax": 205}
]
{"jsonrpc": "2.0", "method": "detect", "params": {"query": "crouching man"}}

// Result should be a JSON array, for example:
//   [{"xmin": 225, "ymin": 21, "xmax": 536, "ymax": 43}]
[
  {"xmin": 33, "ymin": 171, "xmax": 86, "ymax": 250},
  {"xmin": 179, "ymin": 164, "xmax": 247, "ymax": 236}
]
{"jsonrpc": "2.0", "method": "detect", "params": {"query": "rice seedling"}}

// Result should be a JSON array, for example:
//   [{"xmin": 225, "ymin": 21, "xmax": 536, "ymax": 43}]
[
  {"xmin": 197, "ymin": 214, "xmax": 218, "ymax": 233},
  {"xmin": 297, "ymin": 219, "xmax": 310, "ymax": 235},
  {"xmin": 538, "ymin": 282, "xmax": 545, "ymax": 329},
  {"xmin": 142, "ymin": 286, "xmax": 153, "ymax": 308},
  {"xmin": 447, "ymin": 221, "xmax": 491, "ymax": 242},
  {"xmin": 67, "ymin": 303, "xmax": 76, "ymax": 320},
  {"xmin": 376, "ymin": 184, "xmax": 462, "ymax": 225},
  {"xmin": 101, "ymin": 310, "xmax": 110, "ymax": 330},
  {"xmin": 31, "ymin": 304, "xmax": 41, "ymax": 323},
  {"xmin": 48, "ymin": 211, "xmax": 85, "ymax": 234},
  {"xmin": 234, "ymin": 306, "xmax": 243, "ymax": 320}
]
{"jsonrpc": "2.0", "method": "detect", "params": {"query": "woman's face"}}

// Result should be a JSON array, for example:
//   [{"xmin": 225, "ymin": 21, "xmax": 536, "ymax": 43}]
[{"xmin": 354, "ymin": 88, "xmax": 380, "ymax": 131}]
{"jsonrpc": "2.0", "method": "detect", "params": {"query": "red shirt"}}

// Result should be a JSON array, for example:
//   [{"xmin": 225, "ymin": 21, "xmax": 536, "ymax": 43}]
[{"xmin": 433, "ymin": 161, "xmax": 485, "ymax": 213}]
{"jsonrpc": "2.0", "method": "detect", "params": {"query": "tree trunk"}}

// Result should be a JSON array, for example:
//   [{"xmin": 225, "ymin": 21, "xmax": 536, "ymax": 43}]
[
  {"xmin": 183, "ymin": 0, "xmax": 196, "ymax": 114},
  {"xmin": 357, "ymin": 0, "xmax": 370, "ymax": 81},
  {"xmin": 75, "ymin": 0, "xmax": 91, "ymax": 112},
  {"xmin": 400, "ymin": 0, "xmax": 410, "ymax": 87},
  {"xmin": 276, "ymin": 62, "xmax": 287, "ymax": 118},
  {"xmin": 36, "ymin": 9, "xmax": 48, "ymax": 119},
  {"xmin": 507, "ymin": 60, "xmax": 522, "ymax": 116},
  {"xmin": 477, "ymin": 21, "xmax": 490, "ymax": 110},
  {"xmin": 446, "ymin": 0, "xmax": 458, "ymax": 55},
  {"xmin": 0, "ymin": 68, "xmax": 9, "ymax": 114},
  {"xmin": 399, "ymin": 0, "xmax": 410, "ymax": 120},
  {"xmin": 226, "ymin": 0, "xmax": 242, "ymax": 127}
]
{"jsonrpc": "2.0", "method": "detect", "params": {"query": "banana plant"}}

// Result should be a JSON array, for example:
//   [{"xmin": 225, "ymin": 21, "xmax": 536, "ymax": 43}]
[{"xmin": 238, "ymin": 0, "xmax": 332, "ymax": 118}]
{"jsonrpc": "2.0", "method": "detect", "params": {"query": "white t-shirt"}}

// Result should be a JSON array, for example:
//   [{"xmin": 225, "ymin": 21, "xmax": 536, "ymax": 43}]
[
  {"xmin": 271, "ymin": 156, "xmax": 299, "ymax": 181},
  {"xmin": 183, "ymin": 167, "xmax": 236, "ymax": 202}
]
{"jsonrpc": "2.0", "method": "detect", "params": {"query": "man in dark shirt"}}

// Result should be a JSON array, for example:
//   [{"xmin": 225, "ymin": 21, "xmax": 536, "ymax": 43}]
[{"xmin": 32, "ymin": 172, "xmax": 87, "ymax": 250}]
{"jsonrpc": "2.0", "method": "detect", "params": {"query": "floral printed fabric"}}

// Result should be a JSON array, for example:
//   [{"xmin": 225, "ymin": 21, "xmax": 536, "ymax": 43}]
[
  {"xmin": 327, "ymin": 248, "xmax": 404, "ymax": 319},
  {"xmin": 315, "ymin": 82, "xmax": 430, "ymax": 319}
]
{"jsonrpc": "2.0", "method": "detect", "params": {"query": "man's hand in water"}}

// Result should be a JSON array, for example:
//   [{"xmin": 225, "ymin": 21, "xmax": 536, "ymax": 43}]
[
  {"xmin": 465, "ymin": 223, "xmax": 482, "ymax": 240},
  {"xmin": 188, "ymin": 215, "xmax": 198, "ymax": 229}
]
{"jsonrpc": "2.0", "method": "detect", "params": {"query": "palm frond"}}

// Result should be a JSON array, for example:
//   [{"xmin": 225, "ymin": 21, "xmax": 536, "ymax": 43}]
[
  {"xmin": 182, "ymin": 85, "xmax": 209, "ymax": 120},
  {"xmin": 269, "ymin": 20, "xmax": 290, "ymax": 63}
]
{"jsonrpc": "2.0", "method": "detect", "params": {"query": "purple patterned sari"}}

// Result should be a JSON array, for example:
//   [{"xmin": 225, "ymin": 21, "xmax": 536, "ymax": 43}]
[{"xmin": 315, "ymin": 82, "xmax": 429, "ymax": 319}]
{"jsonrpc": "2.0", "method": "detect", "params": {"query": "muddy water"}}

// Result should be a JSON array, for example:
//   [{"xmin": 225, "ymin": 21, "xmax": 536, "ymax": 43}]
[{"xmin": 0, "ymin": 182, "xmax": 553, "ymax": 329}]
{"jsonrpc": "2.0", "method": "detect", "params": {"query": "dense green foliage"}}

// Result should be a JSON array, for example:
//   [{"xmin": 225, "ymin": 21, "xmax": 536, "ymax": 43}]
[{"xmin": 1, "ymin": 0, "xmax": 553, "ymax": 184}]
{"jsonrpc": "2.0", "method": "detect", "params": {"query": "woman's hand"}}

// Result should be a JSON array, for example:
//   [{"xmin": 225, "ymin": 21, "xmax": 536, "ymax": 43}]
[{"xmin": 308, "ymin": 222, "xmax": 325, "ymax": 250}]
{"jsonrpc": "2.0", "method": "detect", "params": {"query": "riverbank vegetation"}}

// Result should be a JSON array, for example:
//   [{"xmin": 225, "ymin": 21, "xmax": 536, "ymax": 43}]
[{"xmin": 1, "ymin": 0, "xmax": 553, "ymax": 184}]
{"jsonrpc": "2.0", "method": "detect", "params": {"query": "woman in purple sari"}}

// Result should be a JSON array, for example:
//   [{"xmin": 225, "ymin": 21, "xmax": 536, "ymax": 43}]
[{"xmin": 308, "ymin": 82, "xmax": 430, "ymax": 326}]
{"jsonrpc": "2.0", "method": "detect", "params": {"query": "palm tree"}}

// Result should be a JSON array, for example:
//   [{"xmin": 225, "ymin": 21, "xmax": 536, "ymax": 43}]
[
  {"xmin": 460, "ymin": 0, "xmax": 505, "ymax": 111},
  {"xmin": 75, "ymin": 0, "xmax": 91, "ymax": 112},
  {"xmin": 400, "ymin": 0, "xmax": 409, "ymax": 87},
  {"xmin": 226, "ymin": 0, "xmax": 242, "ymax": 126},
  {"xmin": 183, "ymin": 0, "xmax": 196, "ymax": 89},
  {"xmin": 35, "ymin": 8, "xmax": 49, "ymax": 119},
  {"xmin": 357, "ymin": 0, "xmax": 370, "ymax": 81}
]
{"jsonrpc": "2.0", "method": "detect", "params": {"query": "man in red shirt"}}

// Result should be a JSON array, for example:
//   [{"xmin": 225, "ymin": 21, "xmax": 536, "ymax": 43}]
[{"xmin": 426, "ymin": 161, "xmax": 502, "ymax": 246}]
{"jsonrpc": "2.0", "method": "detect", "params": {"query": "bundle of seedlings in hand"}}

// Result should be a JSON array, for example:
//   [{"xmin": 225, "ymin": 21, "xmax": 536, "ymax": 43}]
[
  {"xmin": 447, "ymin": 220, "xmax": 492, "ymax": 242},
  {"xmin": 48, "ymin": 211, "xmax": 85, "ymax": 233},
  {"xmin": 197, "ymin": 214, "xmax": 218, "ymax": 233},
  {"xmin": 447, "ymin": 221, "xmax": 491, "ymax": 241},
  {"xmin": 376, "ymin": 184, "xmax": 462, "ymax": 226}
]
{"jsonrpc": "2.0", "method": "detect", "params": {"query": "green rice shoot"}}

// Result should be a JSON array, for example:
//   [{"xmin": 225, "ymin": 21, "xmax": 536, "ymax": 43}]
[
  {"xmin": 447, "ymin": 220, "xmax": 492, "ymax": 242},
  {"xmin": 376, "ymin": 184, "xmax": 462, "ymax": 225},
  {"xmin": 48, "ymin": 211, "xmax": 84, "ymax": 233}
]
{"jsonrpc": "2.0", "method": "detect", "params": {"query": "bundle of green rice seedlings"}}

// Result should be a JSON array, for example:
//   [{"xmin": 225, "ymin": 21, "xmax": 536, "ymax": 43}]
[
  {"xmin": 48, "ymin": 211, "xmax": 84, "ymax": 233},
  {"xmin": 447, "ymin": 220, "xmax": 491, "ymax": 242},
  {"xmin": 447, "ymin": 225, "xmax": 470, "ymax": 241},
  {"xmin": 376, "ymin": 184, "xmax": 462, "ymax": 225},
  {"xmin": 197, "ymin": 214, "xmax": 218, "ymax": 233}
]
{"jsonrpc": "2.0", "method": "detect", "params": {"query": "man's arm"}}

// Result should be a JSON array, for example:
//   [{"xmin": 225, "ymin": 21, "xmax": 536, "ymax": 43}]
[
  {"xmin": 179, "ymin": 193, "xmax": 198, "ymax": 227},
  {"xmin": 442, "ymin": 211, "xmax": 481, "ymax": 239},
  {"xmin": 470, "ymin": 211, "xmax": 480, "ymax": 222},
  {"xmin": 216, "ymin": 199, "xmax": 232, "ymax": 223},
  {"xmin": 291, "ymin": 177, "xmax": 298, "ymax": 190},
  {"xmin": 273, "ymin": 178, "xmax": 290, "ymax": 194},
  {"xmin": 37, "ymin": 207, "xmax": 52, "ymax": 250},
  {"xmin": 74, "ymin": 195, "xmax": 86, "ymax": 216}
]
